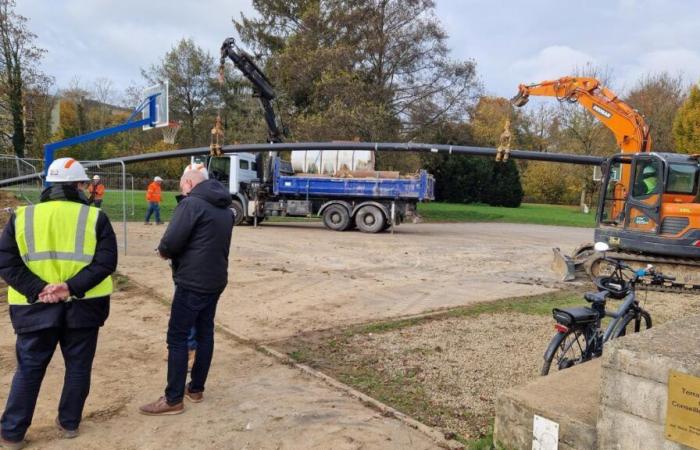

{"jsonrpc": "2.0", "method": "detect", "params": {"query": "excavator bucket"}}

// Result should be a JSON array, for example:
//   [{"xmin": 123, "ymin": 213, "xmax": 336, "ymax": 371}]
[
  {"xmin": 551, "ymin": 247, "xmax": 578, "ymax": 282},
  {"xmin": 511, "ymin": 90, "xmax": 530, "ymax": 107}
]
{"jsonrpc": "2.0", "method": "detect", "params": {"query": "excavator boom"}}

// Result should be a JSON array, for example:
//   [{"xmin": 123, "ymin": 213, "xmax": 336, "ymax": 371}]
[{"xmin": 512, "ymin": 76, "xmax": 651, "ymax": 153}]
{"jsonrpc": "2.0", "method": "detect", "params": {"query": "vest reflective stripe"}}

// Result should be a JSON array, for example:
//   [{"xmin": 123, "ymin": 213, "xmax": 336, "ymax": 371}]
[
  {"xmin": 8, "ymin": 201, "xmax": 113, "ymax": 305},
  {"xmin": 20, "ymin": 205, "xmax": 92, "ymax": 264}
]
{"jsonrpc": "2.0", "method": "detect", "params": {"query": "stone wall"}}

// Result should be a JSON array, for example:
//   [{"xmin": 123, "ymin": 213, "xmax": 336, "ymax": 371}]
[
  {"xmin": 494, "ymin": 315, "xmax": 700, "ymax": 449},
  {"xmin": 598, "ymin": 315, "xmax": 700, "ymax": 450}
]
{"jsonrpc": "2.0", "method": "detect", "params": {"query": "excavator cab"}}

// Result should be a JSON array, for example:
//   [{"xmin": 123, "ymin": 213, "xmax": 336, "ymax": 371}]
[{"xmin": 596, "ymin": 152, "xmax": 700, "ymax": 259}]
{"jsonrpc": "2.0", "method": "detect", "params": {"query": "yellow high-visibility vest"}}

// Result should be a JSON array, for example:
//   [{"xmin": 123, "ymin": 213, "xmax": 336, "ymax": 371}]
[{"xmin": 8, "ymin": 201, "xmax": 113, "ymax": 305}]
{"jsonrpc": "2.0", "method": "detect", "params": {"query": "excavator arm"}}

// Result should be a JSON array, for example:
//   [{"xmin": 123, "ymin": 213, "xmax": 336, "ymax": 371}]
[
  {"xmin": 220, "ymin": 38, "xmax": 284, "ymax": 143},
  {"xmin": 512, "ymin": 76, "xmax": 651, "ymax": 153}
]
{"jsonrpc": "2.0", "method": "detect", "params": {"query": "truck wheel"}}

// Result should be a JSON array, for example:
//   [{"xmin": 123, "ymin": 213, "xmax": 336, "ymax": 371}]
[
  {"xmin": 355, "ymin": 205, "xmax": 386, "ymax": 233},
  {"xmin": 246, "ymin": 216, "xmax": 265, "ymax": 225},
  {"xmin": 231, "ymin": 200, "xmax": 245, "ymax": 226},
  {"xmin": 322, "ymin": 205, "xmax": 350, "ymax": 231}
]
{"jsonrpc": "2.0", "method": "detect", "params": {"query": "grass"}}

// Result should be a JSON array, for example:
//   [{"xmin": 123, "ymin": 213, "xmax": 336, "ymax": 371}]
[
  {"xmin": 9, "ymin": 188, "xmax": 595, "ymax": 228},
  {"xmin": 351, "ymin": 289, "xmax": 583, "ymax": 336},
  {"xmin": 418, "ymin": 202, "xmax": 596, "ymax": 228},
  {"xmin": 275, "ymin": 289, "xmax": 585, "ymax": 447}
]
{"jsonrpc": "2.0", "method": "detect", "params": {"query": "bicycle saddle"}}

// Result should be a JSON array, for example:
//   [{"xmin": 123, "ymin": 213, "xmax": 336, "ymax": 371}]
[{"xmin": 584, "ymin": 291, "xmax": 608, "ymax": 303}]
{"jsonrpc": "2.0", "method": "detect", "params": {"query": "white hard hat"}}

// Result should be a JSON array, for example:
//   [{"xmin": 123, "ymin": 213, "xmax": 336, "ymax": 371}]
[
  {"xmin": 154, "ymin": 176, "xmax": 163, "ymax": 182},
  {"xmin": 92, "ymin": 175, "xmax": 100, "ymax": 180},
  {"xmin": 184, "ymin": 163, "xmax": 209, "ymax": 179},
  {"xmin": 46, "ymin": 157, "xmax": 89, "ymax": 183}
]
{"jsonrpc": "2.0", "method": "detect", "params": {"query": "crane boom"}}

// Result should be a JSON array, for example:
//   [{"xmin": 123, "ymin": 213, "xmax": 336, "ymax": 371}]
[
  {"xmin": 511, "ymin": 76, "xmax": 651, "ymax": 153},
  {"xmin": 220, "ymin": 38, "xmax": 284, "ymax": 143}
]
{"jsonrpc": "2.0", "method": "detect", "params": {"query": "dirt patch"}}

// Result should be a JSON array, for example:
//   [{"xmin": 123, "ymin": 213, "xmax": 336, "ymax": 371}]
[
  {"xmin": 119, "ymin": 221, "xmax": 592, "ymax": 342},
  {"xmin": 0, "ymin": 274, "xmax": 437, "ymax": 449},
  {"xmin": 0, "ymin": 191, "xmax": 23, "ymax": 227},
  {"xmin": 275, "ymin": 289, "xmax": 700, "ymax": 441}
]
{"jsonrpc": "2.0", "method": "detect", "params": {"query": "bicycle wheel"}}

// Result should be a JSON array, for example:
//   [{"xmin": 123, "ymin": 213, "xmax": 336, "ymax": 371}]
[
  {"xmin": 541, "ymin": 328, "xmax": 589, "ymax": 376},
  {"xmin": 612, "ymin": 309, "xmax": 652, "ymax": 338}
]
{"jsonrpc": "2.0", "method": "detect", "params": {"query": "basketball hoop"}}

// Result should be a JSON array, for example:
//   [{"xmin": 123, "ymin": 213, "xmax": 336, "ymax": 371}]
[{"xmin": 162, "ymin": 121, "xmax": 181, "ymax": 144}]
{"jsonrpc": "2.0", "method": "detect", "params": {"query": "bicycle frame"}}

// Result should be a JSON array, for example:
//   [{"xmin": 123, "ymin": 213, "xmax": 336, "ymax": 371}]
[{"xmin": 546, "ymin": 291, "xmax": 638, "ymax": 366}]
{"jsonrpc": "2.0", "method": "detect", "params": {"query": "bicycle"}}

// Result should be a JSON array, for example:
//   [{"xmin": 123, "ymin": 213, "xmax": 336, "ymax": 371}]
[{"xmin": 541, "ymin": 242, "xmax": 675, "ymax": 376}]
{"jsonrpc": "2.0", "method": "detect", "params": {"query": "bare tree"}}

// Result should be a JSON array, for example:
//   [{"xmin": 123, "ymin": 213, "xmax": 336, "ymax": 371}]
[
  {"xmin": 142, "ymin": 38, "xmax": 217, "ymax": 147},
  {"xmin": 92, "ymin": 77, "xmax": 116, "ymax": 128},
  {"xmin": 0, "ymin": 0, "xmax": 48, "ymax": 157},
  {"xmin": 625, "ymin": 72, "xmax": 687, "ymax": 152}
]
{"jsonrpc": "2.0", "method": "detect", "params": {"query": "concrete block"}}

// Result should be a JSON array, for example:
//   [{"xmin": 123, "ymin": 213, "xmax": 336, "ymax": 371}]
[
  {"xmin": 597, "ymin": 407, "xmax": 686, "ymax": 450},
  {"xmin": 600, "ymin": 367, "xmax": 667, "ymax": 423},
  {"xmin": 598, "ymin": 315, "xmax": 700, "ymax": 450},
  {"xmin": 602, "ymin": 317, "xmax": 700, "ymax": 384},
  {"xmin": 494, "ymin": 360, "xmax": 599, "ymax": 450}
]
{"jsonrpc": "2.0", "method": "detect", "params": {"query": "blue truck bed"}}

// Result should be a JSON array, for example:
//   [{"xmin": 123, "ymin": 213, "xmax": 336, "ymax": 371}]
[{"xmin": 273, "ymin": 160, "xmax": 435, "ymax": 201}]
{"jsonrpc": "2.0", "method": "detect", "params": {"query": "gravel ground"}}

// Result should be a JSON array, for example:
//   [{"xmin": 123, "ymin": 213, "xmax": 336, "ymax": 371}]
[
  {"xmin": 350, "ymin": 312, "xmax": 553, "ymax": 437},
  {"xmin": 281, "ymin": 290, "xmax": 700, "ymax": 440}
]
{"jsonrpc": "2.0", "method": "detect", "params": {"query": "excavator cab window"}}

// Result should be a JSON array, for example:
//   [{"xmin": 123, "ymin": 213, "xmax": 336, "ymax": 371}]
[
  {"xmin": 667, "ymin": 163, "xmax": 697, "ymax": 195},
  {"xmin": 600, "ymin": 159, "xmax": 628, "ymax": 226},
  {"xmin": 632, "ymin": 159, "xmax": 662, "ymax": 198}
]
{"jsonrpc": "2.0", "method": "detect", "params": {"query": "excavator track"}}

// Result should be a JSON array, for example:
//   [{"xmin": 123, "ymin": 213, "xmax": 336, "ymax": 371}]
[{"xmin": 585, "ymin": 250, "xmax": 700, "ymax": 294}]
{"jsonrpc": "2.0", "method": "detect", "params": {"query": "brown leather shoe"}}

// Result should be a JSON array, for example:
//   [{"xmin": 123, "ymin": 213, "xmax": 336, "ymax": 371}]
[
  {"xmin": 0, "ymin": 436, "xmax": 26, "ymax": 450},
  {"xmin": 139, "ymin": 397, "xmax": 184, "ymax": 415},
  {"xmin": 185, "ymin": 387, "xmax": 203, "ymax": 403},
  {"xmin": 55, "ymin": 417, "xmax": 79, "ymax": 439}
]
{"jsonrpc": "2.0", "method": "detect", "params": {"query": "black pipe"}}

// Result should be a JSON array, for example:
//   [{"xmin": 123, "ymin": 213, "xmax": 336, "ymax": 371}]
[{"xmin": 0, "ymin": 142, "xmax": 606, "ymax": 187}]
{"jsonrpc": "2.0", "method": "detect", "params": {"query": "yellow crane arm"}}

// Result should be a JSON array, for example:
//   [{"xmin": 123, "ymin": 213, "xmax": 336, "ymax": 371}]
[{"xmin": 512, "ymin": 76, "xmax": 651, "ymax": 153}]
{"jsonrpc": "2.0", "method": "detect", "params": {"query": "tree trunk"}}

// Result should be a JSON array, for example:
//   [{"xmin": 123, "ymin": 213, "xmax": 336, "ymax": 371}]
[{"xmin": 9, "ymin": 68, "xmax": 24, "ymax": 158}]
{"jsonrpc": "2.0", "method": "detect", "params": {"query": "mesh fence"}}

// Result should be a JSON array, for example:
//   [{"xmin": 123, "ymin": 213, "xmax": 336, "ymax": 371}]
[{"xmin": 0, "ymin": 155, "xmax": 136, "ymax": 253}]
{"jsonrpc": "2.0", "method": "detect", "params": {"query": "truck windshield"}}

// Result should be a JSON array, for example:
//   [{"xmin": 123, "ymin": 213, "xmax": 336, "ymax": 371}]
[
  {"xmin": 209, "ymin": 157, "xmax": 230, "ymax": 185},
  {"xmin": 667, "ymin": 163, "xmax": 698, "ymax": 195}
]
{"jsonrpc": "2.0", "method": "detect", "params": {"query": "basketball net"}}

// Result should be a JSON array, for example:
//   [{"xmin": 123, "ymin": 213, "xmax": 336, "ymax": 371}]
[{"xmin": 162, "ymin": 121, "xmax": 181, "ymax": 144}]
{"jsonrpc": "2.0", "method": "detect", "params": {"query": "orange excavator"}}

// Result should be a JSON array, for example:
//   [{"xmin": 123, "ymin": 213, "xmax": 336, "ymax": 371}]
[{"xmin": 512, "ymin": 76, "xmax": 700, "ymax": 292}]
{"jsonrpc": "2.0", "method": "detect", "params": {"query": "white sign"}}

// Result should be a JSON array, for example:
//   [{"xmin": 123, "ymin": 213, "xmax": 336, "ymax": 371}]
[{"xmin": 533, "ymin": 414, "xmax": 559, "ymax": 450}]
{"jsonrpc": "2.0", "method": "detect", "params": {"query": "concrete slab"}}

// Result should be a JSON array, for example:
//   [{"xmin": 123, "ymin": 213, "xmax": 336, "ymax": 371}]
[
  {"xmin": 494, "ymin": 359, "xmax": 600, "ymax": 450},
  {"xmin": 598, "ymin": 314, "xmax": 700, "ymax": 450}
]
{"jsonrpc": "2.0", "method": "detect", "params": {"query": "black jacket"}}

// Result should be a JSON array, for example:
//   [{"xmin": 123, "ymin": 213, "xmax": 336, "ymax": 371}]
[
  {"xmin": 0, "ymin": 185, "xmax": 118, "ymax": 334},
  {"xmin": 158, "ymin": 179, "xmax": 234, "ymax": 294}
]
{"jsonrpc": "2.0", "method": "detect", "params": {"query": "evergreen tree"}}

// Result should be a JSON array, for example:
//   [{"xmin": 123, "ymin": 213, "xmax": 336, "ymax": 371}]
[{"xmin": 673, "ymin": 84, "xmax": 700, "ymax": 154}]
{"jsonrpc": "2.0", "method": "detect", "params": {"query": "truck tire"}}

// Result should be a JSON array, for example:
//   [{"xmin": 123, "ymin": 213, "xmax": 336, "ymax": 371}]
[
  {"xmin": 322, "ymin": 204, "xmax": 350, "ymax": 231},
  {"xmin": 355, "ymin": 205, "xmax": 386, "ymax": 233},
  {"xmin": 231, "ymin": 200, "xmax": 245, "ymax": 226},
  {"xmin": 246, "ymin": 216, "xmax": 265, "ymax": 225}
]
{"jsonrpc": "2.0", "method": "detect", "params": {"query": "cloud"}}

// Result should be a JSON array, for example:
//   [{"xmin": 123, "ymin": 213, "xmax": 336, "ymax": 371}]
[
  {"xmin": 509, "ymin": 46, "xmax": 599, "ymax": 84},
  {"xmin": 16, "ymin": 0, "xmax": 255, "ymax": 101}
]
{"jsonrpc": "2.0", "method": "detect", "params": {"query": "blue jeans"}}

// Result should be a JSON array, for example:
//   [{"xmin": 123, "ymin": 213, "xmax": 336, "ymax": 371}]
[
  {"xmin": 1, "ymin": 327, "xmax": 99, "ymax": 442},
  {"xmin": 165, "ymin": 286, "xmax": 220, "ymax": 404},
  {"xmin": 187, "ymin": 327, "xmax": 197, "ymax": 351},
  {"xmin": 145, "ymin": 202, "xmax": 161, "ymax": 223}
]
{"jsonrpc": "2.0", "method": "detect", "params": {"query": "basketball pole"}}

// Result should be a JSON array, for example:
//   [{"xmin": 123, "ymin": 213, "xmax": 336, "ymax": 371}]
[{"xmin": 42, "ymin": 92, "xmax": 161, "ymax": 186}]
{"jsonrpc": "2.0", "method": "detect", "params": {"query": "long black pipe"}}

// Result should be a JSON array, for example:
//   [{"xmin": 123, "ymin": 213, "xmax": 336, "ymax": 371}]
[{"xmin": 0, "ymin": 141, "xmax": 605, "ymax": 187}]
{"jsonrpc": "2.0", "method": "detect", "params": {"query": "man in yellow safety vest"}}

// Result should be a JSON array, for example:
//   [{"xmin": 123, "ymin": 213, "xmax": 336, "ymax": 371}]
[{"xmin": 0, "ymin": 157, "xmax": 117, "ymax": 449}]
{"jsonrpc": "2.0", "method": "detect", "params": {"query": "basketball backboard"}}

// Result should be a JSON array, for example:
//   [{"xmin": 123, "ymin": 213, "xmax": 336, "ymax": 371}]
[{"xmin": 141, "ymin": 82, "xmax": 169, "ymax": 130}]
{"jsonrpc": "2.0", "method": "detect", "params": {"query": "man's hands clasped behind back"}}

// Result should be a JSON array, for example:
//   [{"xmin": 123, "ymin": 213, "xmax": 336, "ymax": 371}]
[{"xmin": 38, "ymin": 282, "xmax": 71, "ymax": 303}]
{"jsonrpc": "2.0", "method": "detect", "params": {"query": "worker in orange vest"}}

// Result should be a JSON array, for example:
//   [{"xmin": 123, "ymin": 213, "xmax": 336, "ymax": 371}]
[
  {"xmin": 145, "ymin": 176, "xmax": 163, "ymax": 225},
  {"xmin": 86, "ymin": 175, "xmax": 105, "ymax": 208}
]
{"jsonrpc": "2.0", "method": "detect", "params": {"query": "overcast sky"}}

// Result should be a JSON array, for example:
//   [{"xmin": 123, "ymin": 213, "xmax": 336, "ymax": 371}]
[{"xmin": 16, "ymin": 0, "xmax": 700, "ymax": 105}]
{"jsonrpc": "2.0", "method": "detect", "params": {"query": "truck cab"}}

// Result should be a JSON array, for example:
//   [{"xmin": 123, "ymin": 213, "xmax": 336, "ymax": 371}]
[
  {"xmin": 205, "ymin": 153, "xmax": 259, "ymax": 194},
  {"xmin": 190, "ymin": 154, "xmax": 260, "ymax": 224}
]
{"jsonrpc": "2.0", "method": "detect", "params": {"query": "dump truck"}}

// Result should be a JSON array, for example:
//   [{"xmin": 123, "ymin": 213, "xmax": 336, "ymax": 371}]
[{"xmin": 199, "ymin": 152, "xmax": 435, "ymax": 232}]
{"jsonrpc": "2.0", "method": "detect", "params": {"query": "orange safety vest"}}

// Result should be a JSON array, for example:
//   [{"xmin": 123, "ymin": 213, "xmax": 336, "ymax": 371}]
[
  {"xmin": 146, "ymin": 182, "xmax": 162, "ymax": 203},
  {"xmin": 87, "ymin": 183, "xmax": 105, "ymax": 200}
]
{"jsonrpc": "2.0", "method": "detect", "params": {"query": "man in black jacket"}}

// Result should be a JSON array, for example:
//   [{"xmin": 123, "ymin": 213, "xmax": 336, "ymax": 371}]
[
  {"xmin": 140, "ymin": 168, "xmax": 233, "ymax": 415},
  {"xmin": 0, "ymin": 158, "xmax": 117, "ymax": 449}
]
